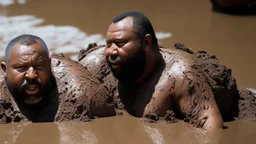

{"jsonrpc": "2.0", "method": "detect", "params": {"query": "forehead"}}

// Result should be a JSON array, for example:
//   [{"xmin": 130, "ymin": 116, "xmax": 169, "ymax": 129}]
[
  {"xmin": 107, "ymin": 17, "xmax": 135, "ymax": 37},
  {"xmin": 11, "ymin": 42, "xmax": 46, "ymax": 57}
]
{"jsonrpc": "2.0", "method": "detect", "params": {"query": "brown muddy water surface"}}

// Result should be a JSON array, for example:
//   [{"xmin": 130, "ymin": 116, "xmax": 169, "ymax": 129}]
[
  {"xmin": 1, "ymin": 112, "xmax": 256, "ymax": 144},
  {"xmin": 0, "ymin": 0, "xmax": 256, "ymax": 143}
]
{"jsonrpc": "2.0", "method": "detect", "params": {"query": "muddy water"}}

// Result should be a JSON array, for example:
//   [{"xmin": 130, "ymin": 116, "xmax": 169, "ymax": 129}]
[
  {"xmin": 0, "ymin": 0, "xmax": 256, "ymax": 143},
  {"xmin": 1, "ymin": 112, "xmax": 256, "ymax": 144}
]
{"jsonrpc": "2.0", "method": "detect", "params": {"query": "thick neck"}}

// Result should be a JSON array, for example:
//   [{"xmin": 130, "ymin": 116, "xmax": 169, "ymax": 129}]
[{"xmin": 133, "ymin": 47, "xmax": 163, "ymax": 85}]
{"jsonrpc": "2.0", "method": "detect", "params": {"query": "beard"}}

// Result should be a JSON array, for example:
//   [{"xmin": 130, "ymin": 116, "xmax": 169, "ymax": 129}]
[
  {"xmin": 6, "ymin": 74, "xmax": 55, "ymax": 106},
  {"xmin": 107, "ymin": 46, "xmax": 146, "ymax": 83}
]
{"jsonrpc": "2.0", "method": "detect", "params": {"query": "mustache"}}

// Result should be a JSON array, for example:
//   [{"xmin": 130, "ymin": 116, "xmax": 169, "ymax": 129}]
[
  {"xmin": 20, "ymin": 78, "xmax": 42, "ymax": 91},
  {"xmin": 107, "ymin": 56, "xmax": 122, "ymax": 64}
]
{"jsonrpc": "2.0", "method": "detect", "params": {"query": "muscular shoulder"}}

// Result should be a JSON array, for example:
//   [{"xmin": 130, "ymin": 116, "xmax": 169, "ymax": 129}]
[
  {"xmin": 155, "ymin": 48, "xmax": 211, "ymax": 101},
  {"xmin": 51, "ymin": 53, "xmax": 116, "ymax": 121},
  {"xmin": 78, "ymin": 44, "xmax": 109, "ymax": 80},
  {"xmin": 0, "ymin": 71, "xmax": 27, "ymax": 123},
  {"xmin": 157, "ymin": 48, "xmax": 198, "ymax": 89},
  {"xmin": 77, "ymin": 44, "xmax": 121, "ymax": 109},
  {"xmin": 161, "ymin": 48, "xmax": 196, "ymax": 77}
]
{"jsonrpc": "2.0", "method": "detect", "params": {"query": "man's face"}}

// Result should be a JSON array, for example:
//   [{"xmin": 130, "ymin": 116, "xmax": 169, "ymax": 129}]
[
  {"xmin": 3, "ymin": 42, "xmax": 52, "ymax": 105},
  {"xmin": 105, "ymin": 17, "xmax": 146, "ymax": 82}
]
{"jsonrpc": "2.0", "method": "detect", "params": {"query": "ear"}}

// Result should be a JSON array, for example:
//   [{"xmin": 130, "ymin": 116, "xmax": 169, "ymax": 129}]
[
  {"xmin": 143, "ymin": 34, "xmax": 152, "ymax": 51},
  {"xmin": 48, "ymin": 57, "xmax": 53, "ymax": 71},
  {"xmin": 1, "ymin": 62, "xmax": 7, "ymax": 78},
  {"xmin": 49, "ymin": 57, "xmax": 51, "ymax": 65}
]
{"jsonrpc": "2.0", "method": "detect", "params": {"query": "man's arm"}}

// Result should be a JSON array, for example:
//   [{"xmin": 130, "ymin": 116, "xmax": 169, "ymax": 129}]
[
  {"xmin": 173, "ymin": 69, "xmax": 223, "ymax": 131},
  {"xmin": 153, "ymin": 56, "xmax": 223, "ymax": 130}
]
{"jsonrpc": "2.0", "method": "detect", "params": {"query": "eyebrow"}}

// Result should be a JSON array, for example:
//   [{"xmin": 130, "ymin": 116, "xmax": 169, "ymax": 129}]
[{"xmin": 106, "ymin": 38, "xmax": 126, "ymax": 43}]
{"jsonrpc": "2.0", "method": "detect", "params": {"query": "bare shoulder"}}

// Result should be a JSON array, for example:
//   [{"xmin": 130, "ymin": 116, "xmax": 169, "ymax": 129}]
[
  {"xmin": 156, "ymin": 48, "xmax": 198, "ymax": 93},
  {"xmin": 161, "ymin": 48, "xmax": 196, "ymax": 75},
  {"xmin": 157, "ymin": 49, "xmax": 223, "ymax": 128},
  {"xmin": 155, "ymin": 48, "xmax": 215, "ymax": 111},
  {"xmin": 0, "ymin": 69, "xmax": 27, "ymax": 123},
  {"xmin": 51, "ymin": 53, "xmax": 116, "ymax": 121},
  {"xmin": 77, "ymin": 44, "xmax": 122, "ymax": 109},
  {"xmin": 78, "ymin": 44, "xmax": 109, "ymax": 80}
]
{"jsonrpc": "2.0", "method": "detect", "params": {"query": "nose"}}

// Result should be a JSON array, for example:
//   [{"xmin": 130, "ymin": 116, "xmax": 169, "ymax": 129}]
[
  {"xmin": 105, "ymin": 44, "xmax": 118, "ymax": 59},
  {"xmin": 25, "ymin": 67, "xmax": 38, "ymax": 80}
]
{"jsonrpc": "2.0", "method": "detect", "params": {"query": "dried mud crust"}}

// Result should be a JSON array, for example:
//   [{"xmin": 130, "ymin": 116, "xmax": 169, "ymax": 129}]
[
  {"xmin": 237, "ymin": 88, "xmax": 256, "ymax": 122},
  {"xmin": 0, "ymin": 53, "xmax": 116, "ymax": 123},
  {"xmin": 78, "ymin": 43, "xmax": 255, "ymax": 123}
]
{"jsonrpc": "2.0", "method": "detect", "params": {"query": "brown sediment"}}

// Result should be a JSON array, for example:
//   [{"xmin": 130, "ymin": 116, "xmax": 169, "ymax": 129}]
[{"xmin": 0, "ymin": 52, "xmax": 116, "ymax": 123}]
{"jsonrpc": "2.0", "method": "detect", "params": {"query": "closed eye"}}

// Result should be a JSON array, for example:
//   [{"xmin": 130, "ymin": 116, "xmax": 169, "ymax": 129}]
[
  {"xmin": 116, "ymin": 42, "xmax": 126, "ymax": 47},
  {"xmin": 34, "ymin": 65, "xmax": 44, "ymax": 70},
  {"xmin": 15, "ymin": 66, "xmax": 28, "ymax": 72}
]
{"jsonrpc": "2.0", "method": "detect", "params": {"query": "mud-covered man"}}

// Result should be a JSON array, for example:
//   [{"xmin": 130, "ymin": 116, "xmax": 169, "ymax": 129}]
[
  {"xmin": 78, "ymin": 11, "xmax": 256, "ymax": 131},
  {"xmin": 0, "ymin": 35, "xmax": 59, "ymax": 122},
  {"xmin": 0, "ymin": 34, "xmax": 116, "ymax": 123},
  {"xmin": 104, "ymin": 11, "xmax": 225, "ymax": 130}
]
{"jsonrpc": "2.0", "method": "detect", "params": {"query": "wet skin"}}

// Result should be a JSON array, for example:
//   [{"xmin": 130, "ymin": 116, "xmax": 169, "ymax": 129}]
[
  {"xmin": 1, "ymin": 41, "xmax": 58, "ymax": 121},
  {"xmin": 105, "ymin": 17, "xmax": 146, "ymax": 83},
  {"xmin": 104, "ymin": 17, "xmax": 223, "ymax": 131}
]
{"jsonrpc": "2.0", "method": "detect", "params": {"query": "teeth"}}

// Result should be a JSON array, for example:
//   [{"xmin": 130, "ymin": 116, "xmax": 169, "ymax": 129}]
[{"xmin": 26, "ymin": 85, "xmax": 38, "ymax": 91}]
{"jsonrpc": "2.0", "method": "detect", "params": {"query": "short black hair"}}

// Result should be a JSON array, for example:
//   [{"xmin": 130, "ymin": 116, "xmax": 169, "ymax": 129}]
[
  {"xmin": 112, "ymin": 11, "xmax": 158, "ymax": 46},
  {"xmin": 4, "ymin": 34, "xmax": 49, "ymax": 64}
]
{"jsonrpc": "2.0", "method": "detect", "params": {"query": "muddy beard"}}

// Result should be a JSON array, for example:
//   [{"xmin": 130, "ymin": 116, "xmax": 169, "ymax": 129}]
[
  {"xmin": 109, "ymin": 46, "xmax": 146, "ymax": 83},
  {"xmin": 6, "ymin": 74, "xmax": 56, "ymax": 107}
]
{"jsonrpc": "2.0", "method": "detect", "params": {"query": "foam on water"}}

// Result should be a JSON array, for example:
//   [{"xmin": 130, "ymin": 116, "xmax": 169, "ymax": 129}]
[
  {"xmin": 0, "ymin": 14, "xmax": 171, "ymax": 60},
  {"xmin": 0, "ymin": 0, "xmax": 27, "ymax": 6}
]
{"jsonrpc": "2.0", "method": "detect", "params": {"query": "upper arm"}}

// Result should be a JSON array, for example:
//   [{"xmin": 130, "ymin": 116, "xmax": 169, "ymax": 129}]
[
  {"xmin": 173, "ymin": 66, "xmax": 223, "ymax": 130},
  {"xmin": 163, "ymin": 55, "xmax": 223, "ymax": 130}
]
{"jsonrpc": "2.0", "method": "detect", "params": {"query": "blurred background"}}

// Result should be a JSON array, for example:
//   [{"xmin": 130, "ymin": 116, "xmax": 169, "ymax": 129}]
[{"xmin": 1, "ymin": 0, "xmax": 256, "ymax": 88}]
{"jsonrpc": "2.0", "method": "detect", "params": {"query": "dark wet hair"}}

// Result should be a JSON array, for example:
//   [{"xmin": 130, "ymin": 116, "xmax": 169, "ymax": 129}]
[
  {"xmin": 112, "ymin": 11, "xmax": 158, "ymax": 47},
  {"xmin": 4, "ymin": 34, "xmax": 49, "ymax": 64}
]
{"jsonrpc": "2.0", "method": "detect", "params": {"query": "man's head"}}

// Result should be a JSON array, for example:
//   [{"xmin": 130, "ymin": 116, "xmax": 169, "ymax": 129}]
[
  {"xmin": 1, "ymin": 34, "xmax": 54, "ymax": 106},
  {"xmin": 105, "ymin": 11, "xmax": 158, "ymax": 82}
]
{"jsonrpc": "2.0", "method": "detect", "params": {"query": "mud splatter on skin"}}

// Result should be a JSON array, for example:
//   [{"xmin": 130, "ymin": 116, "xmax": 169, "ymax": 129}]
[
  {"xmin": 78, "ymin": 44, "xmax": 124, "ymax": 111},
  {"xmin": 0, "ymin": 53, "xmax": 116, "ymax": 123},
  {"xmin": 174, "ymin": 43, "xmax": 240, "ymax": 122},
  {"xmin": 78, "ymin": 43, "xmax": 256, "ymax": 126}
]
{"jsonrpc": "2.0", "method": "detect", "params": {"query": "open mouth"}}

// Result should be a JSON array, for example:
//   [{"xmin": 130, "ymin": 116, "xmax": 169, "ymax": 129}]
[
  {"xmin": 25, "ymin": 84, "xmax": 39, "ymax": 95},
  {"xmin": 24, "ymin": 84, "xmax": 42, "ymax": 105},
  {"xmin": 110, "ymin": 63, "xmax": 120, "ymax": 68}
]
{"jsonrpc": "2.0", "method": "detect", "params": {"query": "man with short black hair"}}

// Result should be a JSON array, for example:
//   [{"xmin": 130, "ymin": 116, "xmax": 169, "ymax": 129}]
[
  {"xmin": 79, "ymin": 11, "xmax": 241, "ymax": 131},
  {"xmin": 0, "ymin": 34, "xmax": 116, "ymax": 123}
]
